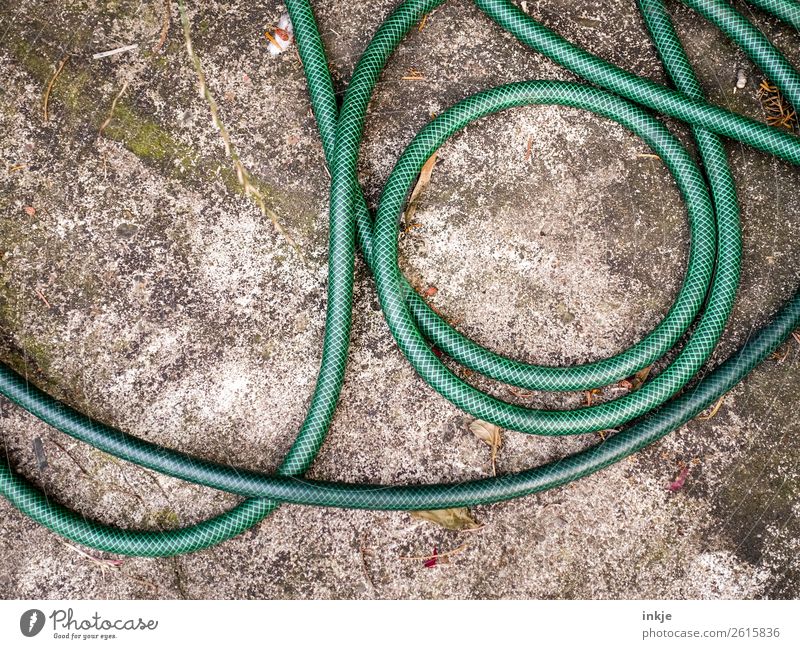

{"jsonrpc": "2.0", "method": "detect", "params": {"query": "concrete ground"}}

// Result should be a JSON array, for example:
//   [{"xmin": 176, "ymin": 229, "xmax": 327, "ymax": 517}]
[{"xmin": 0, "ymin": 0, "xmax": 799, "ymax": 599}]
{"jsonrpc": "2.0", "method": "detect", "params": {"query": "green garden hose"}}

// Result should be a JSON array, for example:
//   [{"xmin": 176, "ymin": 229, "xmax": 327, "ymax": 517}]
[{"xmin": 0, "ymin": 0, "xmax": 798, "ymax": 556}]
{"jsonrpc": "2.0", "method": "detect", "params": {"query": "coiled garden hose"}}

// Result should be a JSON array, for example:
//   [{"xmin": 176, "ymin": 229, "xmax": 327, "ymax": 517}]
[{"xmin": 1, "ymin": 0, "xmax": 799, "ymax": 556}]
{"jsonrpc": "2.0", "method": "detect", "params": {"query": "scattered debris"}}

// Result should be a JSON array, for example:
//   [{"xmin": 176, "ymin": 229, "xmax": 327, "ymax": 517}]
[
  {"xmin": 525, "ymin": 134, "xmax": 533, "ymax": 161},
  {"xmin": 411, "ymin": 508, "xmax": 482, "ymax": 531},
  {"xmin": 179, "ymin": 1, "xmax": 299, "ymax": 254},
  {"xmin": 402, "ymin": 67, "xmax": 425, "ymax": 80},
  {"xmin": 770, "ymin": 343, "xmax": 790, "ymax": 363},
  {"xmin": 596, "ymin": 428, "xmax": 619, "ymax": 441},
  {"xmin": 584, "ymin": 388, "xmax": 602, "ymax": 406},
  {"xmin": 469, "ymin": 419, "xmax": 502, "ymax": 475},
  {"xmin": 667, "ymin": 465, "xmax": 690, "ymax": 492},
  {"xmin": 266, "ymin": 13, "xmax": 294, "ymax": 55},
  {"xmin": 619, "ymin": 365, "xmax": 652, "ymax": 392},
  {"xmin": 23, "ymin": 205, "xmax": 36, "ymax": 217},
  {"xmin": 757, "ymin": 79, "xmax": 797, "ymax": 131},
  {"xmin": 399, "ymin": 542, "xmax": 469, "ymax": 566},
  {"xmin": 42, "ymin": 55, "xmax": 69, "ymax": 123},
  {"xmin": 92, "ymin": 44, "xmax": 139, "ymax": 60},
  {"xmin": 422, "ymin": 285, "xmax": 438, "ymax": 297}
]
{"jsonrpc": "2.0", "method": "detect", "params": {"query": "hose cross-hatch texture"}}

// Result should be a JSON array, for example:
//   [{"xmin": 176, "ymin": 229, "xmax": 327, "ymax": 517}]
[{"xmin": 1, "ymin": 0, "xmax": 799, "ymax": 556}]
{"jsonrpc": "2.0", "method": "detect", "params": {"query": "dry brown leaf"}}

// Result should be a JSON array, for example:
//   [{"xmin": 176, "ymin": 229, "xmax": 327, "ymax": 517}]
[
  {"xmin": 410, "ymin": 152, "xmax": 438, "ymax": 202},
  {"xmin": 469, "ymin": 419, "xmax": 501, "ymax": 447},
  {"xmin": 628, "ymin": 365, "xmax": 652, "ymax": 392},
  {"xmin": 469, "ymin": 419, "xmax": 502, "ymax": 475},
  {"xmin": 404, "ymin": 151, "xmax": 438, "ymax": 223},
  {"xmin": 411, "ymin": 508, "xmax": 482, "ymax": 531}
]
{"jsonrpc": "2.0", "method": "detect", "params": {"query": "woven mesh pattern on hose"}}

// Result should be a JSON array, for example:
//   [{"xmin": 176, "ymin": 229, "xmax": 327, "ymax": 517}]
[{"xmin": 1, "ymin": 0, "xmax": 799, "ymax": 556}]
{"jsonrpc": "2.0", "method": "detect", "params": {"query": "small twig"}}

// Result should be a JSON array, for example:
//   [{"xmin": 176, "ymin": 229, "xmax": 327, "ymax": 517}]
[
  {"xmin": 34, "ymin": 288, "xmax": 51, "ymax": 309},
  {"xmin": 62, "ymin": 542, "xmax": 123, "ymax": 577},
  {"xmin": 263, "ymin": 31, "xmax": 283, "ymax": 51},
  {"xmin": 98, "ymin": 80, "xmax": 130, "ymax": 136},
  {"xmin": 49, "ymin": 438, "xmax": 93, "ymax": 478},
  {"xmin": 697, "ymin": 395, "xmax": 725, "ymax": 421},
  {"xmin": 61, "ymin": 542, "xmax": 159, "ymax": 591},
  {"xmin": 42, "ymin": 55, "xmax": 69, "ymax": 123},
  {"xmin": 418, "ymin": 8, "xmax": 438, "ymax": 31},
  {"xmin": 771, "ymin": 344, "xmax": 790, "ymax": 363},
  {"xmin": 507, "ymin": 386, "xmax": 534, "ymax": 398},
  {"xmin": 92, "ymin": 44, "xmax": 139, "ymax": 59},
  {"xmin": 153, "ymin": 0, "xmax": 171, "ymax": 53}
]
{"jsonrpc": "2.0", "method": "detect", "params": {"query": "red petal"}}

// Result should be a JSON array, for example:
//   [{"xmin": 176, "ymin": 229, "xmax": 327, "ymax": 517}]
[
  {"xmin": 424, "ymin": 547, "xmax": 438, "ymax": 568},
  {"xmin": 667, "ymin": 466, "xmax": 690, "ymax": 491}
]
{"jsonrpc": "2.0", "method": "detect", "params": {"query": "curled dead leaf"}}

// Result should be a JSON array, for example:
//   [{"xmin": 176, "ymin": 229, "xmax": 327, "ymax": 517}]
[
  {"xmin": 410, "ymin": 507, "xmax": 482, "ymax": 531},
  {"xmin": 620, "ymin": 364, "xmax": 652, "ymax": 392},
  {"xmin": 469, "ymin": 419, "xmax": 502, "ymax": 475},
  {"xmin": 469, "ymin": 419, "xmax": 501, "ymax": 447}
]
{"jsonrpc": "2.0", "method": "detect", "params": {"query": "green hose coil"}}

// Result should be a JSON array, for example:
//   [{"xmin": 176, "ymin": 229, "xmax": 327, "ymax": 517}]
[{"xmin": 1, "ymin": 0, "xmax": 798, "ymax": 556}]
